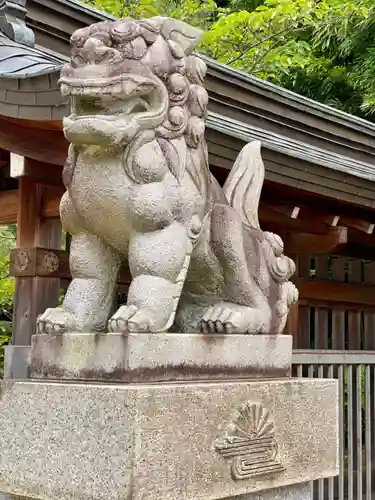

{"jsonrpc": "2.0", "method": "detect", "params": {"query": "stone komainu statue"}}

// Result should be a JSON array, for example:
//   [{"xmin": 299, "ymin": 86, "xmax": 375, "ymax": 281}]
[{"xmin": 37, "ymin": 17, "xmax": 298, "ymax": 335}]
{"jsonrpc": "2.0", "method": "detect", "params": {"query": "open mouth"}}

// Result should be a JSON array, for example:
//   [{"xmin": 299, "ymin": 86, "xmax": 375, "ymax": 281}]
[
  {"xmin": 59, "ymin": 76, "xmax": 155, "ymax": 121},
  {"xmin": 69, "ymin": 95, "xmax": 150, "ymax": 121}
]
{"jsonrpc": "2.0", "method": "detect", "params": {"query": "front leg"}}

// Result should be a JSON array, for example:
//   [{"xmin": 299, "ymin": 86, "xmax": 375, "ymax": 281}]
[
  {"xmin": 37, "ymin": 232, "xmax": 121, "ymax": 333},
  {"xmin": 109, "ymin": 222, "xmax": 192, "ymax": 333}
]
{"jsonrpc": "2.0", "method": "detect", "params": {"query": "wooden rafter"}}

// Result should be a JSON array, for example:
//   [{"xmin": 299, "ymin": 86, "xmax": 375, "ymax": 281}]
[
  {"xmin": 299, "ymin": 279, "xmax": 375, "ymax": 309},
  {"xmin": 10, "ymin": 153, "xmax": 63, "ymax": 187},
  {"xmin": 340, "ymin": 215, "xmax": 375, "ymax": 235},
  {"xmin": 285, "ymin": 227, "xmax": 348, "ymax": 255}
]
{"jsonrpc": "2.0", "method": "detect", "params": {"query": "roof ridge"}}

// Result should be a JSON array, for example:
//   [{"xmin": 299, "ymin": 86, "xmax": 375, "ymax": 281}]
[
  {"xmin": 207, "ymin": 111, "xmax": 375, "ymax": 182},
  {"xmin": 201, "ymin": 55, "xmax": 375, "ymax": 134}
]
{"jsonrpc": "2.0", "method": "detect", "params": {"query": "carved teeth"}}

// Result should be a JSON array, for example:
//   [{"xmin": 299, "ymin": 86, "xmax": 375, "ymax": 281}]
[{"xmin": 60, "ymin": 79, "xmax": 152, "ymax": 98}]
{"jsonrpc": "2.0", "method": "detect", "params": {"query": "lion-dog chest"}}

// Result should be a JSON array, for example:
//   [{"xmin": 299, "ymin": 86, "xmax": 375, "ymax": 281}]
[{"xmin": 68, "ymin": 147, "xmax": 184, "ymax": 250}]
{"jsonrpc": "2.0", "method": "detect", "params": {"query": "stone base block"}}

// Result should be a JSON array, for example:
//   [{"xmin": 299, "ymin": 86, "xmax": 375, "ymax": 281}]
[
  {"xmin": 0, "ymin": 484, "xmax": 310, "ymax": 500},
  {"xmin": 3, "ymin": 346, "xmax": 31, "ymax": 380},
  {"xmin": 0, "ymin": 378, "xmax": 338, "ymax": 500},
  {"xmin": 30, "ymin": 333, "xmax": 292, "ymax": 382}
]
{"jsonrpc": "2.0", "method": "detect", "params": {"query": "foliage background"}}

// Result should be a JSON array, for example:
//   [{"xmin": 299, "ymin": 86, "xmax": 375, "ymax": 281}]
[{"xmin": 84, "ymin": 0, "xmax": 375, "ymax": 120}]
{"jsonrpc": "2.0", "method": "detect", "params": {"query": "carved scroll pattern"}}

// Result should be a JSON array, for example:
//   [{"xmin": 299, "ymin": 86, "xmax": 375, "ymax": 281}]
[{"xmin": 214, "ymin": 402, "xmax": 285, "ymax": 480}]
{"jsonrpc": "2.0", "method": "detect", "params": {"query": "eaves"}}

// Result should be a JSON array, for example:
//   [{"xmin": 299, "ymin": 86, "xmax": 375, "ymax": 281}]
[{"xmin": 207, "ymin": 111, "xmax": 375, "ymax": 183}]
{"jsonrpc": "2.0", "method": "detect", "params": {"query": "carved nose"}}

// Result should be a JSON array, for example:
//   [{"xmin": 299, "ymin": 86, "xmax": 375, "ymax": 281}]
[{"xmin": 82, "ymin": 37, "xmax": 110, "ymax": 64}]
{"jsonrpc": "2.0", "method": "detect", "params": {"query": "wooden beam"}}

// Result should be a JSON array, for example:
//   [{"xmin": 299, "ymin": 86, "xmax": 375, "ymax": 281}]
[
  {"xmin": 10, "ymin": 247, "xmax": 132, "ymax": 285},
  {"xmin": 0, "ymin": 116, "xmax": 68, "ymax": 166},
  {"xmin": 324, "ymin": 215, "xmax": 340, "ymax": 227},
  {"xmin": 297, "ymin": 206, "xmax": 340, "ymax": 227},
  {"xmin": 266, "ymin": 203, "xmax": 300, "ymax": 219},
  {"xmin": 0, "ymin": 190, "xmax": 18, "ymax": 224},
  {"xmin": 42, "ymin": 187, "xmax": 64, "ymax": 218},
  {"xmin": 0, "ymin": 187, "xmax": 63, "ymax": 224},
  {"xmin": 259, "ymin": 205, "xmax": 332, "ymax": 235},
  {"xmin": 10, "ymin": 248, "xmax": 69, "ymax": 279},
  {"xmin": 285, "ymin": 227, "xmax": 347, "ymax": 255},
  {"xmin": 10, "ymin": 153, "xmax": 63, "ymax": 187},
  {"xmin": 340, "ymin": 215, "xmax": 375, "ymax": 235},
  {"xmin": 299, "ymin": 279, "xmax": 375, "ymax": 308},
  {"xmin": 10, "ymin": 247, "xmax": 375, "ymax": 313}
]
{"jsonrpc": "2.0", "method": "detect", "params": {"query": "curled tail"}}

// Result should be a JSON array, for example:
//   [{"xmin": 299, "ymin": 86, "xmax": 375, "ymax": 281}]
[{"xmin": 222, "ymin": 141, "xmax": 264, "ymax": 229}]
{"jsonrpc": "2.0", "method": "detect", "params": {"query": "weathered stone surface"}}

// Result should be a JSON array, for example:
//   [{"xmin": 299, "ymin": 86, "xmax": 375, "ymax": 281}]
[
  {"xmin": 230, "ymin": 483, "xmax": 310, "ymax": 500},
  {"xmin": 30, "ymin": 333, "xmax": 292, "ymax": 382},
  {"xmin": 0, "ymin": 483, "xmax": 311, "ymax": 500},
  {"xmin": 0, "ymin": 378, "xmax": 338, "ymax": 500},
  {"xmin": 37, "ymin": 16, "xmax": 298, "ymax": 337},
  {"xmin": 3, "ymin": 346, "xmax": 30, "ymax": 380}
]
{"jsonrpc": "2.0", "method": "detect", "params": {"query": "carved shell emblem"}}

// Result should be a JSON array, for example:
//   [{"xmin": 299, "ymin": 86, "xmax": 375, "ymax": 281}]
[{"xmin": 214, "ymin": 402, "xmax": 285, "ymax": 480}]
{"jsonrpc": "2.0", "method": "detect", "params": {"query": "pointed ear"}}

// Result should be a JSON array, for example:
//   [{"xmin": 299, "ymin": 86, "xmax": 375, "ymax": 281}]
[{"xmin": 150, "ymin": 17, "xmax": 203, "ymax": 54}]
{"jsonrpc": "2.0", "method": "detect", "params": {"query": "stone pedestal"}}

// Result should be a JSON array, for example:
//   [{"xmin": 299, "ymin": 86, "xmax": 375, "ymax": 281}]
[
  {"xmin": 0, "ymin": 334, "xmax": 339, "ymax": 500},
  {"xmin": 3, "ymin": 345, "xmax": 31, "ymax": 380},
  {"xmin": 30, "ymin": 333, "xmax": 292, "ymax": 382}
]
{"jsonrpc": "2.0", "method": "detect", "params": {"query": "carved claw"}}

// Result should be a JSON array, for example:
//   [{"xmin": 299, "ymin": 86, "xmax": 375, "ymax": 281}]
[
  {"xmin": 200, "ymin": 305, "xmax": 240, "ymax": 334},
  {"xmin": 200, "ymin": 303, "xmax": 269, "ymax": 334},
  {"xmin": 37, "ymin": 308, "xmax": 76, "ymax": 334},
  {"xmin": 108, "ymin": 305, "xmax": 138, "ymax": 332},
  {"xmin": 108, "ymin": 305, "xmax": 167, "ymax": 333}
]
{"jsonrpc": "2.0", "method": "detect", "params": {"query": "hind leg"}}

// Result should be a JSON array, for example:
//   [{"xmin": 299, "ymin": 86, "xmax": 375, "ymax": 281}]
[
  {"xmin": 200, "ymin": 301, "xmax": 270, "ymax": 334},
  {"xmin": 197, "ymin": 203, "xmax": 272, "ymax": 334}
]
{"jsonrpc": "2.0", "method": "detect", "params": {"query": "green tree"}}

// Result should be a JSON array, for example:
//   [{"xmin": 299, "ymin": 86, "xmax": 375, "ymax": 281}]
[{"xmin": 82, "ymin": 0, "xmax": 375, "ymax": 119}]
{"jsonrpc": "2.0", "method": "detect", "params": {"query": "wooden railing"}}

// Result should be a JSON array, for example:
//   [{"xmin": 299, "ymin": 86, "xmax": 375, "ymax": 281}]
[{"xmin": 293, "ymin": 350, "xmax": 375, "ymax": 500}]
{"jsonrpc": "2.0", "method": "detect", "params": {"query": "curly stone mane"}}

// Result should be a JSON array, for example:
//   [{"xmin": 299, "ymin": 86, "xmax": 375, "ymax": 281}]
[{"xmin": 67, "ymin": 18, "xmax": 210, "ymax": 197}]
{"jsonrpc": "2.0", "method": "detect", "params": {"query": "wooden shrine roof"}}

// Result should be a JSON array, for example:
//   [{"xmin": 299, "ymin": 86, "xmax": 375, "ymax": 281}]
[{"xmin": 0, "ymin": 33, "xmax": 62, "ymax": 79}]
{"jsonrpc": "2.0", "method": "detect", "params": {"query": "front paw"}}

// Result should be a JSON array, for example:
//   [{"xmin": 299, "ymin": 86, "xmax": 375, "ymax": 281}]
[
  {"xmin": 108, "ymin": 305, "xmax": 169, "ymax": 333},
  {"xmin": 37, "ymin": 308, "xmax": 76, "ymax": 334}
]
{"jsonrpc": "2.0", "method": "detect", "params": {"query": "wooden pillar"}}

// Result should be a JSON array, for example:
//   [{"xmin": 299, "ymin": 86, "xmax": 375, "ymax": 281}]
[{"xmin": 12, "ymin": 177, "xmax": 62, "ymax": 345}]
